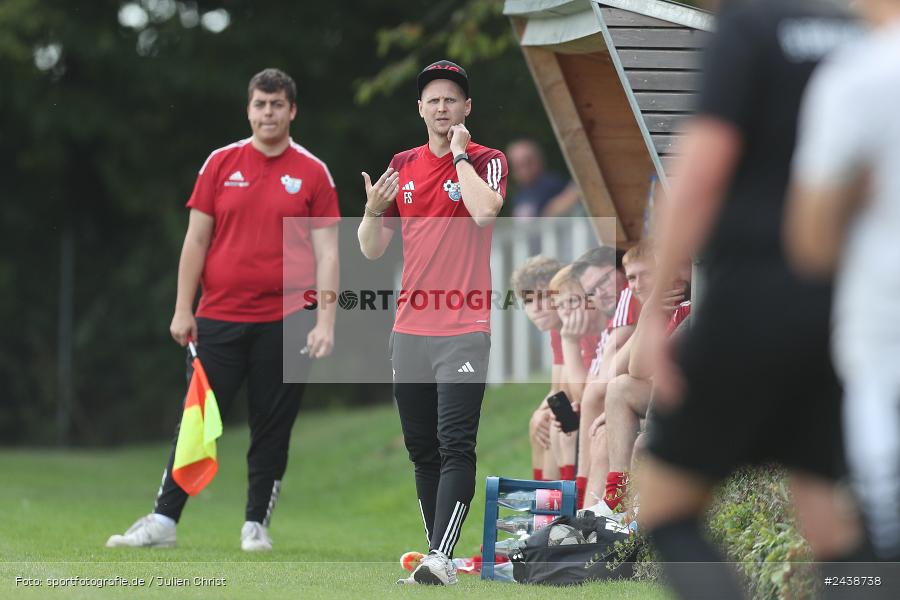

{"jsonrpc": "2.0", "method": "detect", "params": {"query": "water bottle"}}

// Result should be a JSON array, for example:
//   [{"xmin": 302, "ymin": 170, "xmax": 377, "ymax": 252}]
[
  {"xmin": 494, "ymin": 537, "xmax": 526, "ymax": 557},
  {"xmin": 498, "ymin": 488, "xmax": 562, "ymax": 512},
  {"xmin": 492, "ymin": 561, "xmax": 515, "ymax": 582},
  {"xmin": 496, "ymin": 513, "xmax": 554, "ymax": 535}
]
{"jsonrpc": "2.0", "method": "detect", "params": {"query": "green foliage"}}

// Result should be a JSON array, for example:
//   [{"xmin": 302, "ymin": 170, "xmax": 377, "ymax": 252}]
[
  {"xmin": 355, "ymin": 0, "xmax": 511, "ymax": 104},
  {"xmin": 627, "ymin": 466, "xmax": 816, "ymax": 599},
  {"xmin": 708, "ymin": 467, "xmax": 817, "ymax": 599},
  {"xmin": 0, "ymin": 0, "xmax": 561, "ymax": 445}
]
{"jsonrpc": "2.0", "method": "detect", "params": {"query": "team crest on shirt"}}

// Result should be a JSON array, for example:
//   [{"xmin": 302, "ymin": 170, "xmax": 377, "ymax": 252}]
[
  {"xmin": 443, "ymin": 179, "xmax": 462, "ymax": 202},
  {"xmin": 280, "ymin": 174, "xmax": 302, "ymax": 194}
]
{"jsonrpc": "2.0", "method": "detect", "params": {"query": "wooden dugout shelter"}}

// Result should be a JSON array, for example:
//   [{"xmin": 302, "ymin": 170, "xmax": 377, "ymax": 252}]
[{"xmin": 504, "ymin": 0, "xmax": 714, "ymax": 248}]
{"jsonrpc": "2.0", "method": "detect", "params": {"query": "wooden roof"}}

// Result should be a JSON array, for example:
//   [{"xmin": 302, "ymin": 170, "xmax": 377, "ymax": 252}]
[{"xmin": 504, "ymin": 0, "xmax": 713, "ymax": 247}]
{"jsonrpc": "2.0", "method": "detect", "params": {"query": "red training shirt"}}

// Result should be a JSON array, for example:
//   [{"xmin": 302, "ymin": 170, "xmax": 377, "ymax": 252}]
[
  {"xmin": 608, "ymin": 287, "xmax": 641, "ymax": 331},
  {"xmin": 667, "ymin": 301, "xmax": 692, "ymax": 335},
  {"xmin": 186, "ymin": 137, "xmax": 340, "ymax": 322},
  {"xmin": 383, "ymin": 141, "xmax": 507, "ymax": 336},
  {"xmin": 550, "ymin": 329, "xmax": 564, "ymax": 366}
]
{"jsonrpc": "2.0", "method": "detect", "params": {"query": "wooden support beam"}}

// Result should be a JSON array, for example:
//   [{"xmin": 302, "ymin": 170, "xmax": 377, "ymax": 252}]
[{"xmin": 514, "ymin": 18, "xmax": 627, "ymax": 245}]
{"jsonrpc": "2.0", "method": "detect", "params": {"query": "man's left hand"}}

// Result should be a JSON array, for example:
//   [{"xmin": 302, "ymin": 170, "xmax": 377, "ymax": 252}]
[
  {"xmin": 448, "ymin": 124, "xmax": 470, "ymax": 156},
  {"xmin": 306, "ymin": 323, "xmax": 334, "ymax": 359}
]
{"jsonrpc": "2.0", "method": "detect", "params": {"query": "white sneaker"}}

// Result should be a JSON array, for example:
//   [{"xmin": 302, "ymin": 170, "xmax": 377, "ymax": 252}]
[
  {"xmin": 412, "ymin": 550, "xmax": 458, "ymax": 585},
  {"xmin": 395, "ymin": 575, "xmax": 419, "ymax": 585},
  {"xmin": 106, "ymin": 514, "xmax": 176, "ymax": 548},
  {"xmin": 240, "ymin": 521, "xmax": 272, "ymax": 552},
  {"xmin": 581, "ymin": 499, "xmax": 627, "ymax": 525}
]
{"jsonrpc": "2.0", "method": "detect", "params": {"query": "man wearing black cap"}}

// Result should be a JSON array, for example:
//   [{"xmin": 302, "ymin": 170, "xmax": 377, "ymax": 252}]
[{"xmin": 358, "ymin": 60, "xmax": 507, "ymax": 585}]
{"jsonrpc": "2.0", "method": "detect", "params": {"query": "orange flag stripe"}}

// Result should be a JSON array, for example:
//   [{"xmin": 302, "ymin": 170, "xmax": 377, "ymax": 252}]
[{"xmin": 172, "ymin": 357, "xmax": 223, "ymax": 496}]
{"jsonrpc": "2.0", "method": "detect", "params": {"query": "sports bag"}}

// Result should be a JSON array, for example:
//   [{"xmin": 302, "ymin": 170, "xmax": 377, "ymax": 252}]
[{"xmin": 510, "ymin": 512, "xmax": 640, "ymax": 585}]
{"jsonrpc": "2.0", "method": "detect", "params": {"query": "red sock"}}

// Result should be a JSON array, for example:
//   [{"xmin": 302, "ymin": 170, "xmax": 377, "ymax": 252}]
[
  {"xmin": 604, "ymin": 471, "xmax": 628, "ymax": 511},
  {"xmin": 532, "ymin": 468, "xmax": 544, "ymax": 481},
  {"xmin": 575, "ymin": 476, "xmax": 587, "ymax": 509},
  {"xmin": 559, "ymin": 465, "xmax": 575, "ymax": 481}
]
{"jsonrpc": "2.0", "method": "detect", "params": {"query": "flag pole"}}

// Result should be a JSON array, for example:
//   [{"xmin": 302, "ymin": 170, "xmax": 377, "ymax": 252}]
[{"xmin": 188, "ymin": 340, "xmax": 198, "ymax": 360}]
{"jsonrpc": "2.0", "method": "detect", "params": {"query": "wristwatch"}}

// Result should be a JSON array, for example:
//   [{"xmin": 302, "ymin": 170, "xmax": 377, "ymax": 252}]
[{"xmin": 453, "ymin": 153, "xmax": 470, "ymax": 167}]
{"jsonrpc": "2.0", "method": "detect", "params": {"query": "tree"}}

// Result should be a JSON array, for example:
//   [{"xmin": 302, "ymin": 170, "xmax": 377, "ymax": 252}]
[{"xmin": 0, "ymin": 0, "xmax": 561, "ymax": 445}]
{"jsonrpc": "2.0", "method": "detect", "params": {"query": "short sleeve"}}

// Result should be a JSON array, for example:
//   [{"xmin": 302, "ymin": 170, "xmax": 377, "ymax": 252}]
[
  {"xmin": 308, "ymin": 162, "xmax": 342, "ymax": 229},
  {"xmin": 793, "ymin": 57, "xmax": 872, "ymax": 187},
  {"xmin": 479, "ymin": 150, "xmax": 508, "ymax": 199},
  {"xmin": 610, "ymin": 288, "xmax": 640, "ymax": 329},
  {"xmin": 185, "ymin": 153, "xmax": 219, "ymax": 215},
  {"xmin": 697, "ymin": 7, "xmax": 763, "ymax": 130}
]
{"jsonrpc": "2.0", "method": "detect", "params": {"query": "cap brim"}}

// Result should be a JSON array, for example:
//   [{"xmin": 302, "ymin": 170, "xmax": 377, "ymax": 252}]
[{"xmin": 417, "ymin": 71, "xmax": 469, "ymax": 98}]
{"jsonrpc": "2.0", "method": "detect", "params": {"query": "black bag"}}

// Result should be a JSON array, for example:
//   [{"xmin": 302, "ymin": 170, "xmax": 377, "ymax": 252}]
[{"xmin": 510, "ymin": 512, "xmax": 640, "ymax": 585}]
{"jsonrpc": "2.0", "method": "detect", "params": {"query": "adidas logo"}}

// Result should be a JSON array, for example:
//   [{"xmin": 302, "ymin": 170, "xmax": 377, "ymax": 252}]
[
  {"xmin": 224, "ymin": 170, "xmax": 249, "ymax": 187},
  {"xmin": 402, "ymin": 181, "xmax": 415, "ymax": 191},
  {"xmin": 457, "ymin": 361, "xmax": 475, "ymax": 374}
]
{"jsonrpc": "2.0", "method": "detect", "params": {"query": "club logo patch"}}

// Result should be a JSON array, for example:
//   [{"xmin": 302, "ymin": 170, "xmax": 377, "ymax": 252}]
[
  {"xmin": 281, "ymin": 175, "xmax": 302, "ymax": 194},
  {"xmin": 443, "ymin": 180, "xmax": 462, "ymax": 202}
]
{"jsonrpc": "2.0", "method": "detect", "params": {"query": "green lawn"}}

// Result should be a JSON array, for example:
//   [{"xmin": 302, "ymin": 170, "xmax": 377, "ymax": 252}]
[{"xmin": 0, "ymin": 384, "xmax": 669, "ymax": 599}]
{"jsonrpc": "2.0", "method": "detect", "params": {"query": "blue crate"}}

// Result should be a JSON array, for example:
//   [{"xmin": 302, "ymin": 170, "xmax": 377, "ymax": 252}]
[{"xmin": 481, "ymin": 477, "xmax": 576, "ymax": 581}]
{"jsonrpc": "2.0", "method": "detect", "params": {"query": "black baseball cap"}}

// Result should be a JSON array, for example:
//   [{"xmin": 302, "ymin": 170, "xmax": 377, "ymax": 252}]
[{"xmin": 417, "ymin": 60, "xmax": 469, "ymax": 98}]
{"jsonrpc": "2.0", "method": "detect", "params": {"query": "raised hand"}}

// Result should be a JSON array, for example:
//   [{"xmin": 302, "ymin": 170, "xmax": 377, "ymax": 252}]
[
  {"xmin": 361, "ymin": 166, "xmax": 399, "ymax": 215},
  {"xmin": 559, "ymin": 304, "xmax": 590, "ymax": 341},
  {"xmin": 447, "ymin": 123, "xmax": 471, "ymax": 156}
]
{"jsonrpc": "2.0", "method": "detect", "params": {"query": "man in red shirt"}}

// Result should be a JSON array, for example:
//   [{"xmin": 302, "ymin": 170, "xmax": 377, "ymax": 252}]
[
  {"xmin": 586, "ymin": 244, "xmax": 690, "ymax": 521},
  {"xmin": 107, "ymin": 69, "xmax": 340, "ymax": 552},
  {"xmin": 358, "ymin": 60, "xmax": 506, "ymax": 585}
]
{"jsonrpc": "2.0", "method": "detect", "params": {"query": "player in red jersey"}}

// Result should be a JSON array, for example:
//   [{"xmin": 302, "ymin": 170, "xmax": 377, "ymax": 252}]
[
  {"xmin": 357, "ymin": 60, "xmax": 506, "ymax": 585},
  {"xmin": 586, "ymin": 243, "xmax": 690, "ymax": 521},
  {"xmin": 107, "ymin": 69, "xmax": 340, "ymax": 552},
  {"xmin": 510, "ymin": 256, "xmax": 566, "ymax": 482}
]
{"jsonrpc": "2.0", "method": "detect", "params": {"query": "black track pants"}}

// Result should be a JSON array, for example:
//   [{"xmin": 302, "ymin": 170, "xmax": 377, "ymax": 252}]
[
  {"xmin": 392, "ymin": 332, "xmax": 490, "ymax": 557},
  {"xmin": 153, "ymin": 310, "xmax": 313, "ymax": 525}
]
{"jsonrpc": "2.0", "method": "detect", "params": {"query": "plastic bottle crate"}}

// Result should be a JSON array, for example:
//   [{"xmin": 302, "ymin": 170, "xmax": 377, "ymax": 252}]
[{"xmin": 481, "ymin": 476, "xmax": 576, "ymax": 581}]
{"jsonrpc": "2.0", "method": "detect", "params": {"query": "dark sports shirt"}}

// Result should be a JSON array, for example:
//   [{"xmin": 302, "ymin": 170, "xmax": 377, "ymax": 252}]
[{"xmin": 699, "ymin": 0, "xmax": 858, "ymax": 269}]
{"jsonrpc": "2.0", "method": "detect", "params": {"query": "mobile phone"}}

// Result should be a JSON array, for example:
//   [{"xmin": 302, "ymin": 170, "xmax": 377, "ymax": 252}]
[{"xmin": 547, "ymin": 391, "xmax": 579, "ymax": 433}]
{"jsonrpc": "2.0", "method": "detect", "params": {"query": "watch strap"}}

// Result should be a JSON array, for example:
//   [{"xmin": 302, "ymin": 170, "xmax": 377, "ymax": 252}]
[{"xmin": 453, "ymin": 153, "xmax": 470, "ymax": 167}]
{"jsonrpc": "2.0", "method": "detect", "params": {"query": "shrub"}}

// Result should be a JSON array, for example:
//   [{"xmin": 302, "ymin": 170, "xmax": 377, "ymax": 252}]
[{"xmin": 623, "ymin": 466, "xmax": 817, "ymax": 599}]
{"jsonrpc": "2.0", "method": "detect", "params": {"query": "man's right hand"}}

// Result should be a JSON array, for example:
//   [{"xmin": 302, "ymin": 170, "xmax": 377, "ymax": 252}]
[
  {"xmin": 361, "ymin": 166, "xmax": 399, "ymax": 215},
  {"xmin": 170, "ymin": 310, "xmax": 197, "ymax": 347},
  {"xmin": 559, "ymin": 305, "xmax": 590, "ymax": 341}
]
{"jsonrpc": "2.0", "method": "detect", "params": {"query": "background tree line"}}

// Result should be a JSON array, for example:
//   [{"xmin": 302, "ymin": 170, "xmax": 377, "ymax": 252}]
[
  {"xmin": 0, "ymin": 0, "xmax": 703, "ymax": 445},
  {"xmin": 0, "ymin": 0, "xmax": 564, "ymax": 445}
]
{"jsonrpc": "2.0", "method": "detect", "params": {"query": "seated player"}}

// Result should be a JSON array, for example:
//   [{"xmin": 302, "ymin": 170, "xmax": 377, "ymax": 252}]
[
  {"xmin": 589, "ymin": 245, "xmax": 691, "ymax": 520},
  {"xmin": 552, "ymin": 247, "xmax": 624, "ymax": 506},
  {"xmin": 510, "ymin": 256, "xmax": 567, "ymax": 481}
]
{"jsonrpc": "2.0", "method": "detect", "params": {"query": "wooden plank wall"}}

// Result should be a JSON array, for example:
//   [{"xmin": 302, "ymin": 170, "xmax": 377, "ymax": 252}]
[
  {"xmin": 599, "ymin": 6, "xmax": 709, "ymax": 176},
  {"xmin": 513, "ymin": 18, "xmax": 628, "ymax": 245},
  {"xmin": 554, "ymin": 50, "xmax": 654, "ymax": 243}
]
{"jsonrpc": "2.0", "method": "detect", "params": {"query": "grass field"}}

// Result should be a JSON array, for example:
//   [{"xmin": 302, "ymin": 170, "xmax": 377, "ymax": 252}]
[{"xmin": 0, "ymin": 383, "xmax": 670, "ymax": 599}]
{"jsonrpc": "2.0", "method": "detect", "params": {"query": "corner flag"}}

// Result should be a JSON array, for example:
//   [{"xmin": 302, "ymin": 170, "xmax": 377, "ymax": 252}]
[{"xmin": 172, "ymin": 341, "xmax": 223, "ymax": 496}]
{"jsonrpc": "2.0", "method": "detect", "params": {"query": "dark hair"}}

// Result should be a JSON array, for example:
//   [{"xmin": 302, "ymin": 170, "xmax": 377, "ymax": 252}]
[
  {"xmin": 247, "ymin": 68, "xmax": 297, "ymax": 105},
  {"xmin": 570, "ymin": 246, "xmax": 617, "ymax": 280},
  {"xmin": 511, "ymin": 256, "xmax": 565, "ymax": 299}
]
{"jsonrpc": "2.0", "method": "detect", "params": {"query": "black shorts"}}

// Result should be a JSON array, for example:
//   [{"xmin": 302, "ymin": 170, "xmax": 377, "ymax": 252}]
[{"xmin": 646, "ymin": 266, "xmax": 845, "ymax": 482}]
